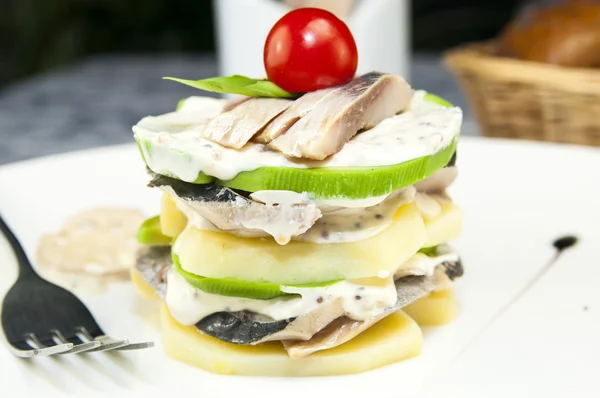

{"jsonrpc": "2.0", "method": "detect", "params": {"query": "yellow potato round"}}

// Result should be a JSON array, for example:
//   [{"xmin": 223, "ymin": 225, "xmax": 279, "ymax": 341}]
[
  {"xmin": 160, "ymin": 193, "xmax": 188, "ymax": 238},
  {"xmin": 130, "ymin": 267, "xmax": 160, "ymax": 300},
  {"xmin": 176, "ymin": 203, "xmax": 428, "ymax": 284},
  {"xmin": 403, "ymin": 288, "xmax": 457, "ymax": 326},
  {"xmin": 130, "ymin": 269, "xmax": 423, "ymax": 376},
  {"xmin": 160, "ymin": 304, "xmax": 422, "ymax": 377},
  {"xmin": 423, "ymin": 202, "xmax": 462, "ymax": 248}
]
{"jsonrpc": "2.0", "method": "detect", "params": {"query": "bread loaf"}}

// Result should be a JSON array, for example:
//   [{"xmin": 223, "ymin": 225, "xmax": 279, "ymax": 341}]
[{"xmin": 498, "ymin": 0, "xmax": 600, "ymax": 67}]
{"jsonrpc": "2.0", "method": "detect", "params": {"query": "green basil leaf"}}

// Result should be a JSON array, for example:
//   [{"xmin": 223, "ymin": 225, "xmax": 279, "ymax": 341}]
[{"xmin": 163, "ymin": 75, "xmax": 295, "ymax": 98}]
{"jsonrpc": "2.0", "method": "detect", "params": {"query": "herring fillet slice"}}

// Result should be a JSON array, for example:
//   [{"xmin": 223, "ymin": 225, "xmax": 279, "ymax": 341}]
[
  {"xmin": 281, "ymin": 264, "xmax": 459, "ymax": 358},
  {"xmin": 202, "ymin": 98, "xmax": 292, "ymax": 149},
  {"xmin": 148, "ymin": 172, "xmax": 321, "ymax": 245},
  {"xmin": 254, "ymin": 88, "xmax": 338, "ymax": 144},
  {"xmin": 268, "ymin": 72, "xmax": 413, "ymax": 160}
]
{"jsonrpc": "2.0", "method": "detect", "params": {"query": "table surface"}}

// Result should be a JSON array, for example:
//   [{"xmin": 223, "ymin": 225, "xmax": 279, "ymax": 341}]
[{"xmin": 0, "ymin": 53, "xmax": 477, "ymax": 166}]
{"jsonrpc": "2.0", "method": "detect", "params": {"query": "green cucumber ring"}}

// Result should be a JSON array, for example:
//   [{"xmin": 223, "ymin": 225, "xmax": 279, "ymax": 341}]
[
  {"xmin": 218, "ymin": 138, "xmax": 456, "ymax": 199},
  {"xmin": 173, "ymin": 254, "xmax": 341, "ymax": 300},
  {"xmin": 423, "ymin": 92, "xmax": 452, "ymax": 108},
  {"xmin": 417, "ymin": 246, "xmax": 438, "ymax": 256},
  {"xmin": 136, "ymin": 215, "xmax": 172, "ymax": 246},
  {"xmin": 138, "ymin": 92, "xmax": 457, "ymax": 198}
]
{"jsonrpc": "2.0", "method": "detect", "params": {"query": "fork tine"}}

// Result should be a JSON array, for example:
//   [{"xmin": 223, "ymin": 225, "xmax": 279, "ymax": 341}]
[
  {"xmin": 27, "ymin": 333, "xmax": 52, "ymax": 348},
  {"xmin": 63, "ymin": 341, "xmax": 102, "ymax": 354},
  {"xmin": 51, "ymin": 330, "xmax": 102, "ymax": 354},
  {"xmin": 12, "ymin": 334, "xmax": 74, "ymax": 357},
  {"xmin": 77, "ymin": 326, "xmax": 154, "ymax": 351},
  {"xmin": 75, "ymin": 327, "xmax": 130, "ymax": 352},
  {"xmin": 110, "ymin": 341, "xmax": 155, "ymax": 351},
  {"xmin": 20, "ymin": 344, "xmax": 74, "ymax": 357},
  {"xmin": 83, "ymin": 337, "xmax": 130, "ymax": 353},
  {"xmin": 9, "ymin": 340, "xmax": 72, "ymax": 357}
]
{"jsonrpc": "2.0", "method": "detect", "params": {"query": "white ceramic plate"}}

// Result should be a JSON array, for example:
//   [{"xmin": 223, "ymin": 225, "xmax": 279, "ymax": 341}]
[{"xmin": 0, "ymin": 137, "xmax": 599, "ymax": 398}]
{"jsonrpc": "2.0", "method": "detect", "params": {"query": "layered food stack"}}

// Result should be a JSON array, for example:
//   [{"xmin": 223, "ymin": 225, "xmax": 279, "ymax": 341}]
[{"xmin": 130, "ymin": 8, "xmax": 464, "ymax": 377}]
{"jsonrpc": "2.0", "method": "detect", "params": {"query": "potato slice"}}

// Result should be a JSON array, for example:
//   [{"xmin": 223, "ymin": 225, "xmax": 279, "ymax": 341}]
[
  {"xmin": 130, "ymin": 268, "xmax": 160, "ymax": 300},
  {"xmin": 176, "ymin": 203, "xmax": 427, "ymax": 284},
  {"xmin": 160, "ymin": 193, "xmax": 188, "ymax": 238},
  {"xmin": 423, "ymin": 201, "xmax": 462, "ymax": 248},
  {"xmin": 160, "ymin": 304, "xmax": 422, "ymax": 377},
  {"xmin": 403, "ymin": 288, "xmax": 457, "ymax": 326}
]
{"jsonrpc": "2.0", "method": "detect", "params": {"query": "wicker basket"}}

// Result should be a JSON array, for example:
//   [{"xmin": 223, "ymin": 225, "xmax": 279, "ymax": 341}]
[{"xmin": 444, "ymin": 41, "xmax": 600, "ymax": 147}]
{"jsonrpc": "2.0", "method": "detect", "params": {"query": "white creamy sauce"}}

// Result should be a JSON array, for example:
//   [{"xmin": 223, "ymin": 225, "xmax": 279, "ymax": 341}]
[
  {"xmin": 133, "ymin": 90, "xmax": 462, "ymax": 182},
  {"xmin": 164, "ymin": 246, "xmax": 459, "ymax": 325},
  {"xmin": 395, "ymin": 244, "xmax": 460, "ymax": 278},
  {"xmin": 176, "ymin": 96, "xmax": 228, "ymax": 116},
  {"xmin": 165, "ymin": 268, "xmax": 396, "ymax": 325},
  {"xmin": 293, "ymin": 186, "xmax": 415, "ymax": 243},
  {"xmin": 313, "ymin": 193, "xmax": 391, "ymax": 208}
]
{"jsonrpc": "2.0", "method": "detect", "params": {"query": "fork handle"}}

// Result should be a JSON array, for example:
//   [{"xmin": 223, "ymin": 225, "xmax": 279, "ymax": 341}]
[{"xmin": 0, "ymin": 214, "xmax": 38, "ymax": 279}]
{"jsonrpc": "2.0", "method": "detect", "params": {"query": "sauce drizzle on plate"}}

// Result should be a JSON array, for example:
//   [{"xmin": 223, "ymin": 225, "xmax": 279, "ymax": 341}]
[{"xmin": 36, "ymin": 207, "xmax": 145, "ymax": 295}]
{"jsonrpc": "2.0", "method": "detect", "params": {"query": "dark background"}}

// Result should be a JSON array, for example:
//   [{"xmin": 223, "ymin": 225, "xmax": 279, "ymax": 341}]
[{"xmin": 0, "ymin": 0, "xmax": 524, "ymax": 89}]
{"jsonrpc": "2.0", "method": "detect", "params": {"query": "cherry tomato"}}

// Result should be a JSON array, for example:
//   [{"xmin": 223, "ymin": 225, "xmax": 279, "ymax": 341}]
[{"xmin": 263, "ymin": 8, "xmax": 358, "ymax": 93}]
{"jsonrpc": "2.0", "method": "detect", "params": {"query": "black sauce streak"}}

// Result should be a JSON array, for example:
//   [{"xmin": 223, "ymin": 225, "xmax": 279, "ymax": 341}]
[
  {"xmin": 553, "ymin": 235, "xmax": 579, "ymax": 252},
  {"xmin": 452, "ymin": 234, "xmax": 581, "ymax": 360}
]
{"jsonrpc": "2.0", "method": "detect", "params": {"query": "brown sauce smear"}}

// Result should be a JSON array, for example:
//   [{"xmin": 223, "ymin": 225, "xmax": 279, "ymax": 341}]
[{"xmin": 36, "ymin": 207, "xmax": 146, "ymax": 295}]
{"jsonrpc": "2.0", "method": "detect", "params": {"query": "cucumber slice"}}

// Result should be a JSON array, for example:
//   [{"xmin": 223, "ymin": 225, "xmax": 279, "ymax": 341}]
[
  {"xmin": 418, "ymin": 246, "xmax": 438, "ymax": 256},
  {"xmin": 138, "ymin": 139, "xmax": 214, "ymax": 184},
  {"xmin": 173, "ymin": 254, "xmax": 341, "ymax": 300},
  {"xmin": 218, "ymin": 138, "xmax": 456, "ymax": 199},
  {"xmin": 423, "ymin": 92, "xmax": 452, "ymax": 108},
  {"xmin": 137, "ymin": 216, "xmax": 172, "ymax": 246},
  {"xmin": 138, "ymin": 92, "xmax": 457, "ymax": 197}
]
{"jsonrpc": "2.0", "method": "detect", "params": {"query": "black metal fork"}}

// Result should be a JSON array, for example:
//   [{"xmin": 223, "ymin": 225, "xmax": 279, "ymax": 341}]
[{"xmin": 0, "ymin": 214, "xmax": 153, "ymax": 357}]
